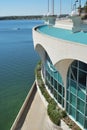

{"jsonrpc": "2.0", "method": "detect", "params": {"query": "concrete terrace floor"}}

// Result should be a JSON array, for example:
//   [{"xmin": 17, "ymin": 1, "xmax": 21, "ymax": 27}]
[
  {"xmin": 21, "ymin": 86, "xmax": 71, "ymax": 130},
  {"xmin": 21, "ymin": 89, "xmax": 61, "ymax": 130},
  {"xmin": 11, "ymin": 82, "xmax": 71, "ymax": 130}
]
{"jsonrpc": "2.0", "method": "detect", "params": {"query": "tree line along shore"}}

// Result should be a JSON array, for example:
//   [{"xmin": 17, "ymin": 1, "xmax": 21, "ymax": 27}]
[{"xmin": 0, "ymin": 15, "xmax": 43, "ymax": 20}]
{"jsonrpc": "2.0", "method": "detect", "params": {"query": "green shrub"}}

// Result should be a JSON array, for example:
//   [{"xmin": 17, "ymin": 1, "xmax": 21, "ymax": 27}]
[
  {"xmin": 49, "ymin": 98, "xmax": 57, "ymax": 106},
  {"xmin": 47, "ymin": 100, "xmax": 57, "ymax": 114},
  {"xmin": 35, "ymin": 61, "xmax": 41, "ymax": 76},
  {"xmin": 61, "ymin": 110, "xmax": 67, "ymax": 118},
  {"xmin": 47, "ymin": 103, "xmax": 61, "ymax": 126},
  {"xmin": 77, "ymin": 128, "xmax": 81, "ymax": 130},
  {"xmin": 43, "ymin": 91, "xmax": 49, "ymax": 100},
  {"xmin": 51, "ymin": 110, "xmax": 61, "ymax": 125},
  {"xmin": 47, "ymin": 103, "xmax": 55, "ymax": 115}
]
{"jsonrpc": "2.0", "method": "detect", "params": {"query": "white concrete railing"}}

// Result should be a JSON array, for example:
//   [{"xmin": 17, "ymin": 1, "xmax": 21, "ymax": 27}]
[{"xmin": 10, "ymin": 81, "xmax": 36, "ymax": 130}]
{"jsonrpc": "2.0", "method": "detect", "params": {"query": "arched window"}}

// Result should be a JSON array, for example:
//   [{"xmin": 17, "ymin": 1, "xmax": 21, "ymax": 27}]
[
  {"xmin": 44, "ymin": 53, "xmax": 64, "ymax": 108},
  {"xmin": 67, "ymin": 60, "xmax": 87, "ymax": 129}
]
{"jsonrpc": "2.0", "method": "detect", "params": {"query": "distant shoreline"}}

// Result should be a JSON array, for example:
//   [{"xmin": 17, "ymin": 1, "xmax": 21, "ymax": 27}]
[{"xmin": 0, "ymin": 15, "xmax": 43, "ymax": 20}]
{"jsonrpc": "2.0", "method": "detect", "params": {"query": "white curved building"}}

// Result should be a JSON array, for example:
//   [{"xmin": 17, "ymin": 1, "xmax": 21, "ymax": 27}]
[{"xmin": 33, "ymin": 16, "xmax": 87, "ymax": 130}]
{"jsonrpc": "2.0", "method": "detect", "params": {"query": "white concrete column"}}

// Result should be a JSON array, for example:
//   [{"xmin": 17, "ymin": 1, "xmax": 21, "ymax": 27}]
[
  {"xmin": 55, "ymin": 59, "xmax": 73, "ymax": 109},
  {"xmin": 52, "ymin": 0, "xmax": 54, "ymax": 15},
  {"xmin": 60, "ymin": 0, "xmax": 61, "ymax": 15},
  {"xmin": 48, "ymin": 0, "xmax": 49, "ymax": 13}
]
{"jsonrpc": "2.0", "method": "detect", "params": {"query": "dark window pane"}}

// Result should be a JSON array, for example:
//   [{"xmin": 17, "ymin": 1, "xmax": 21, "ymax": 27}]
[
  {"xmin": 66, "ymin": 102, "xmax": 69, "ymax": 112},
  {"xmin": 63, "ymin": 87, "xmax": 65, "ymax": 97},
  {"xmin": 54, "ymin": 90, "xmax": 57, "ymax": 100},
  {"xmin": 48, "ymin": 72, "xmax": 50, "ymax": 81},
  {"xmin": 79, "ymin": 61, "xmax": 87, "ymax": 71},
  {"xmin": 72, "ymin": 60, "xmax": 78, "ymax": 67},
  {"xmin": 71, "ymin": 73, "xmax": 74, "ymax": 80},
  {"xmin": 85, "ymin": 104, "xmax": 87, "ymax": 116},
  {"xmin": 71, "ymin": 67, "xmax": 77, "ymax": 81},
  {"xmin": 67, "ymin": 78, "xmax": 70, "ymax": 90},
  {"xmin": 58, "ymin": 84, "xmax": 62, "ymax": 95},
  {"xmin": 58, "ymin": 95, "xmax": 62, "ymax": 104},
  {"xmin": 67, "ymin": 91, "xmax": 69, "ymax": 101},
  {"xmin": 51, "ymin": 76, "xmax": 53, "ymax": 85},
  {"xmin": 84, "ymin": 118, "xmax": 87, "ymax": 129},
  {"xmin": 79, "ymin": 70, "xmax": 86, "ymax": 86},
  {"xmin": 62, "ymin": 99, "xmax": 64, "ymax": 107},
  {"xmin": 54, "ymin": 79, "xmax": 57, "ymax": 90},
  {"xmin": 50, "ymin": 85, "xmax": 53, "ymax": 94}
]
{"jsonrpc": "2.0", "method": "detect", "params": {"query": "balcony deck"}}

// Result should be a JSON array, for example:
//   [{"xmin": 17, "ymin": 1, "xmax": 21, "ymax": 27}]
[{"xmin": 37, "ymin": 24, "xmax": 87, "ymax": 45}]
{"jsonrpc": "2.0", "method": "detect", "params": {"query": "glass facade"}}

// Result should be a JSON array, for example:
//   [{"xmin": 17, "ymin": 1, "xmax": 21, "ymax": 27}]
[
  {"xmin": 43, "ymin": 52, "xmax": 87, "ymax": 129},
  {"xmin": 44, "ymin": 53, "xmax": 65, "ymax": 108},
  {"xmin": 67, "ymin": 60, "xmax": 87, "ymax": 129}
]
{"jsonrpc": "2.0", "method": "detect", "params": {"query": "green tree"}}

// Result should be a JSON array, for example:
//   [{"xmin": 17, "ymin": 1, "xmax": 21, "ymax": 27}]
[
  {"xmin": 84, "ymin": 1, "xmax": 87, "ymax": 13},
  {"xmin": 83, "ymin": 0, "xmax": 87, "ymax": 19}
]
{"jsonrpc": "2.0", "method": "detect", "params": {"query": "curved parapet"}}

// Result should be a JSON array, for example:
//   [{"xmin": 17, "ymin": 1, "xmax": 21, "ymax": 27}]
[{"xmin": 33, "ymin": 25, "xmax": 87, "ymax": 66}]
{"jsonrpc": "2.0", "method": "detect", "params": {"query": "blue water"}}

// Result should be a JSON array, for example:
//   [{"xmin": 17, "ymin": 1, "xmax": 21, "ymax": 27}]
[
  {"xmin": 0, "ymin": 20, "xmax": 43, "ymax": 130},
  {"xmin": 38, "ymin": 25, "xmax": 87, "ymax": 45}
]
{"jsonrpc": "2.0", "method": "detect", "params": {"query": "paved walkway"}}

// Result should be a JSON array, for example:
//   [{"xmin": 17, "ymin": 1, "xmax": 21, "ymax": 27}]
[
  {"xmin": 21, "ymin": 82, "xmax": 71, "ymax": 130},
  {"xmin": 21, "ymin": 90, "xmax": 62, "ymax": 130},
  {"xmin": 11, "ymin": 81, "xmax": 71, "ymax": 130}
]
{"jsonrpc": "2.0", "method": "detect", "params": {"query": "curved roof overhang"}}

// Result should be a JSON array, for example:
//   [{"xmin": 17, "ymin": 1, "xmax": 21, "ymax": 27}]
[{"xmin": 33, "ymin": 26, "xmax": 87, "ymax": 66}]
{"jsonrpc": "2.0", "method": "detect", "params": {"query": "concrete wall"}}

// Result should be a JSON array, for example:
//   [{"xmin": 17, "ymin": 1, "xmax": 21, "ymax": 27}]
[
  {"xmin": 11, "ymin": 82, "xmax": 37, "ymax": 130},
  {"xmin": 33, "ymin": 26, "xmax": 87, "ymax": 66},
  {"xmin": 35, "ymin": 44, "xmax": 46, "ymax": 64},
  {"xmin": 55, "ymin": 59, "xmax": 73, "ymax": 109}
]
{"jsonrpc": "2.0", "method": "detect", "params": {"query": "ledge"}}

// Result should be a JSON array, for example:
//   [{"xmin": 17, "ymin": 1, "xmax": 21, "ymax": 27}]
[{"xmin": 10, "ymin": 81, "xmax": 37, "ymax": 130}]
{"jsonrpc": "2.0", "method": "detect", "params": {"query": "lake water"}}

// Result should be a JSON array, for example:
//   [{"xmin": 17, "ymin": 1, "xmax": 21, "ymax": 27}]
[{"xmin": 0, "ymin": 20, "xmax": 42, "ymax": 130}]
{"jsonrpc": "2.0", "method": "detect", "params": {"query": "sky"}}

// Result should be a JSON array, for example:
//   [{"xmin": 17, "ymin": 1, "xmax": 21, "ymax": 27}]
[{"xmin": 0, "ymin": 0, "xmax": 86, "ymax": 16}]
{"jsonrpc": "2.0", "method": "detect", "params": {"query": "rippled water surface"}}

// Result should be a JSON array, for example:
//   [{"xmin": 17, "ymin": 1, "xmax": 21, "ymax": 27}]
[{"xmin": 0, "ymin": 20, "xmax": 42, "ymax": 130}]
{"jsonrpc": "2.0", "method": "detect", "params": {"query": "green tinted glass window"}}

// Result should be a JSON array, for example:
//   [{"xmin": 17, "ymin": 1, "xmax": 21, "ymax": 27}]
[
  {"xmin": 76, "ymin": 111, "xmax": 84, "ymax": 126},
  {"xmin": 77, "ymin": 98, "xmax": 85, "ymax": 114},
  {"xmin": 70, "ymin": 80, "xmax": 77, "ymax": 94},
  {"xmin": 70, "ymin": 93, "xmax": 76, "ymax": 107},
  {"xmin": 70, "ymin": 106, "xmax": 76, "ymax": 118},
  {"xmin": 78, "ymin": 86, "xmax": 85, "ymax": 100}
]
